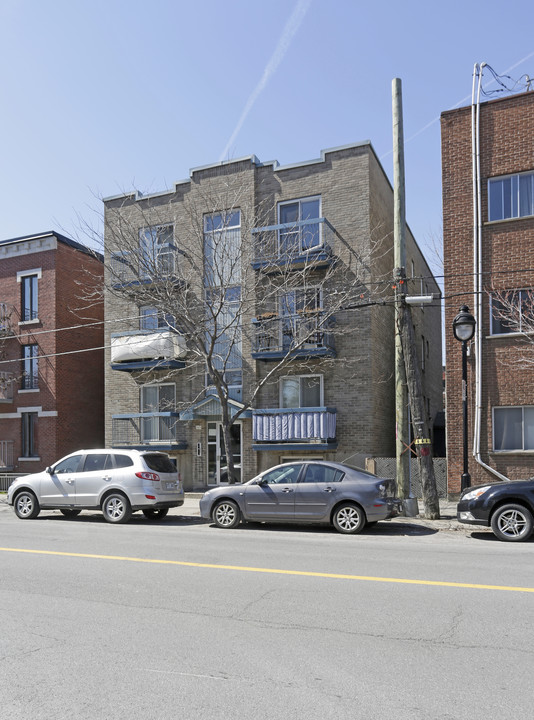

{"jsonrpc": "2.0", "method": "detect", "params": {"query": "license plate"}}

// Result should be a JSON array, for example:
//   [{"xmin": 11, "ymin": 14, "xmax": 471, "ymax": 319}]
[{"xmin": 166, "ymin": 482, "xmax": 176, "ymax": 490}]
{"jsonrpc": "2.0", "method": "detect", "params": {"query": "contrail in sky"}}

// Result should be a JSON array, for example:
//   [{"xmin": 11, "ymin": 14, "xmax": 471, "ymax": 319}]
[{"xmin": 219, "ymin": 0, "xmax": 312, "ymax": 162}]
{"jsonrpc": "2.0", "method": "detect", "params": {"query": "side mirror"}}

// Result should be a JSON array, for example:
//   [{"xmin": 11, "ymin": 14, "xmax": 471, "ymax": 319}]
[
  {"xmin": 257, "ymin": 478, "xmax": 268, "ymax": 486},
  {"xmin": 45, "ymin": 466, "xmax": 53, "ymax": 474}
]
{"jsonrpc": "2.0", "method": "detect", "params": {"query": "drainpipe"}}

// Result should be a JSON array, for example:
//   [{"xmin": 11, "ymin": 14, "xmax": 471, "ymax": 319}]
[{"xmin": 471, "ymin": 62, "xmax": 509, "ymax": 483}]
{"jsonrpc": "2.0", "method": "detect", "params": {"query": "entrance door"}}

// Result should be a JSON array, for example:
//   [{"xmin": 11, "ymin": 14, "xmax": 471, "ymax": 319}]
[{"xmin": 207, "ymin": 421, "xmax": 242, "ymax": 485}]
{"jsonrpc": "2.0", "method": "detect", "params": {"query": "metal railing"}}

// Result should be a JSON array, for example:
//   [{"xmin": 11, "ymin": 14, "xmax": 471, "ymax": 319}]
[
  {"xmin": 252, "ymin": 311, "xmax": 335, "ymax": 354},
  {"xmin": 252, "ymin": 218, "xmax": 336, "ymax": 267},
  {"xmin": 252, "ymin": 408, "xmax": 337, "ymax": 442},
  {"xmin": 111, "ymin": 412, "xmax": 185, "ymax": 446},
  {"xmin": 0, "ymin": 441, "xmax": 15, "ymax": 471}
]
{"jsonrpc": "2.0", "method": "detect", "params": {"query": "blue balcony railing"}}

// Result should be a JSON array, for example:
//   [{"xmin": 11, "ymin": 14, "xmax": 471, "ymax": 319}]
[
  {"xmin": 252, "ymin": 311, "xmax": 335, "ymax": 359},
  {"xmin": 251, "ymin": 218, "xmax": 335, "ymax": 270}
]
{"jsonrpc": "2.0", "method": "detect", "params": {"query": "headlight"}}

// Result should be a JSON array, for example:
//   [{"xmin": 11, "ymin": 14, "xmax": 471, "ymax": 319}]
[{"xmin": 462, "ymin": 486, "xmax": 490, "ymax": 501}]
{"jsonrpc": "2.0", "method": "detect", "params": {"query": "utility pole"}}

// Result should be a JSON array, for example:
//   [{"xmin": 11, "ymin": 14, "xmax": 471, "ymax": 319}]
[
  {"xmin": 392, "ymin": 77, "xmax": 440, "ymax": 520},
  {"xmin": 392, "ymin": 78, "xmax": 411, "ymax": 507}
]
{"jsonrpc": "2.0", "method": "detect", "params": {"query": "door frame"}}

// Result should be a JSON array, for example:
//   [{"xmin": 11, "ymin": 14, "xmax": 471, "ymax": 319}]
[{"xmin": 207, "ymin": 420, "xmax": 242, "ymax": 485}]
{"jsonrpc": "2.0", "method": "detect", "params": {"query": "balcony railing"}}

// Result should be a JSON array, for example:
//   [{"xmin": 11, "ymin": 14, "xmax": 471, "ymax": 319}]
[
  {"xmin": 252, "ymin": 311, "xmax": 335, "ymax": 359},
  {"xmin": 110, "ymin": 330, "xmax": 187, "ymax": 371},
  {"xmin": 251, "ymin": 218, "xmax": 335, "ymax": 270},
  {"xmin": 111, "ymin": 412, "xmax": 186, "ymax": 448},
  {"xmin": 0, "ymin": 440, "xmax": 14, "ymax": 469},
  {"xmin": 110, "ymin": 247, "xmax": 177, "ymax": 286},
  {"xmin": 252, "ymin": 408, "xmax": 337, "ymax": 444},
  {"xmin": 0, "ymin": 372, "xmax": 14, "ymax": 402}
]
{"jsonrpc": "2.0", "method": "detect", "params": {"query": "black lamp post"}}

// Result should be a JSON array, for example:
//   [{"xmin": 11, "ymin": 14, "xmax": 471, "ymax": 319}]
[{"xmin": 452, "ymin": 305, "xmax": 476, "ymax": 492}]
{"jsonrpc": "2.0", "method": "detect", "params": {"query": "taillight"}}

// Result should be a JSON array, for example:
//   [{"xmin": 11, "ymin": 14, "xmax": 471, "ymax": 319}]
[{"xmin": 136, "ymin": 471, "xmax": 160, "ymax": 482}]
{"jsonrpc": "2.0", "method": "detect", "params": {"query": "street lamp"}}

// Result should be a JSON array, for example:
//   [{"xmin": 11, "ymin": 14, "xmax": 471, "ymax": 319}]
[{"xmin": 452, "ymin": 305, "xmax": 476, "ymax": 492}]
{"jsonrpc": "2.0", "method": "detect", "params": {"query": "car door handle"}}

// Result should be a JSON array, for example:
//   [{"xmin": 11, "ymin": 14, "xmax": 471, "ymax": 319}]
[
  {"xmin": 323, "ymin": 487, "xmax": 336, "ymax": 493},
  {"xmin": 66, "ymin": 479, "xmax": 74, "ymax": 485},
  {"xmin": 282, "ymin": 488, "xmax": 294, "ymax": 493}
]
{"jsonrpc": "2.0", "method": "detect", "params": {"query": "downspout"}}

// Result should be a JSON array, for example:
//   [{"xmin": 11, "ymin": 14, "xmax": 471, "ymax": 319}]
[{"xmin": 472, "ymin": 62, "xmax": 509, "ymax": 482}]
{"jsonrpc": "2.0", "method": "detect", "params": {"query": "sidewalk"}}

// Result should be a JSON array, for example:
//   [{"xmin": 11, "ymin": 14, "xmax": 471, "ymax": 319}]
[{"xmin": 0, "ymin": 490, "xmax": 462, "ymax": 530}]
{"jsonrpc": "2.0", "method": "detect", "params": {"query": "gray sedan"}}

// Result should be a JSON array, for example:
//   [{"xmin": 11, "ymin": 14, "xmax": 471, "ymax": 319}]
[{"xmin": 199, "ymin": 461, "xmax": 400, "ymax": 534}]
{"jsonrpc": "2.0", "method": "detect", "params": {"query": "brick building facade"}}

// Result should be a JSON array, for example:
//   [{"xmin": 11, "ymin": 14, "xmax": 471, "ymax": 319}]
[
  {"xmin": 0, "ymin": 232, "xmax": 104, "ymax": 472},
  {"xmin": 104, "ymin": 143, "xmax": 442, "ymax": 490},
  {"xmin": 442, "ymin": 91, "xmax": 534, "ymax": 494}
]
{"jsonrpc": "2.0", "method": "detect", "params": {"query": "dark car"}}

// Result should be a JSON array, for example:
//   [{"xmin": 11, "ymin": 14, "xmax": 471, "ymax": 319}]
[
  {"xmin": 199, "ymin": 461, "xmax": 400, "ymax": 534},
  {"xmin": 457, "ymin": 480, "xmax": 534, "ymax": 541}
]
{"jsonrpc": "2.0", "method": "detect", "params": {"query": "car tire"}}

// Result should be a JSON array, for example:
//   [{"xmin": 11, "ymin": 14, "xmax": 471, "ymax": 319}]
[
  {"xmin": 60, "ymin": 509, "xmax": 82, "ymax": 518},
  {"xmin": 14, "ymin": 491, "xmax": 40, "ymax": 520},
  {"xmin": 142, "ymin": 508, "xmax": 169, "ymax": 520},
  {"xmin": 212, "ymin": 500, "xmax": 241, "ymax": 529},
  {"xmin": 101, "ymin": 493, "xmax": 132, "ymax": 524},
  {"xmin": 332, "ymin": 503, "xmax": 366, "ymax": 534},
  {"xmin": 490, "ymin": 503, "xmax": 534, "ymax": 542}
]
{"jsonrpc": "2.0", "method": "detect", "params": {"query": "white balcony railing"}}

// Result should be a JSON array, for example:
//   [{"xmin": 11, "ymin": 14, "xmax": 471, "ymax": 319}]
[
  {"xmin": 252, "ymin": 408, "xmax": 337, "ymax": 443},
  {"xmin": 110, "ymin": 331, "xmax": 187, "ymax": 364}
]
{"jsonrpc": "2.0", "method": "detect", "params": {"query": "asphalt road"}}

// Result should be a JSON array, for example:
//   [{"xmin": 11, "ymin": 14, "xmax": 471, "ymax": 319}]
[{"xmin": 1, "ymin": 505, "xmax": 534, "ymax": 720}]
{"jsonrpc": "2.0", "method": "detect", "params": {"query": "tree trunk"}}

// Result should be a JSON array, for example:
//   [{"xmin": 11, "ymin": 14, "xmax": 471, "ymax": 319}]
[
  {"xmin": 398, "ymin": 305, "xmax": 440, "ymax": 519},
  {"xmin": 219, "ymin": 396, "xmax": 236, "ymax": 484}
]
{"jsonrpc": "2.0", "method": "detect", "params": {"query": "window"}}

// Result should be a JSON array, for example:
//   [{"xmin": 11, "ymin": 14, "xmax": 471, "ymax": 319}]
[
  {"xmin": 280, "ymin": 286, "xmax": 323, "ymax": 349},
  {"xmin": 21, "ymin": 412, "xmax": 38, "ymax": 457},
  {"xmin": 494, "ymin": 406, "xmax": 534, "ymax": 451},
  {"xmin": 139, "ymin": 306, "xmax": 174, "ymax": 331},
  {"xmin": 21, "ymin": 274, "xmax": 38, "ymax": 321},
  {"xmin": 21, "ymin": 345, "xmax": 38, "ymax": 390},
  {"xmin": 491, "ymin": 290, "xmax": 534, "ymax": 335},
  {"xmin": 140, "ymin": 383, "xmax": 176, "ymax": 442},
  {"xmin": 204, "ymin": 210, "xmax": 241, "ymax": 288},
  {"xmin": 301, "ymin": 464, "xmax": 344, "ymax": 483},
  {"xmin": 82, "ymin": 454, "xmax": 112, "ymax": 472},
  {"xmin": 53, "ymin": 454, "xmax": 83, "ymax": 473},
  {"xmin": 260, "ymin": 464, "xmax": 302, "ymax": 485},
  {"xmin": 112, "ymin": 454, "xmax": 134, "ymax": 469},
  {"xmin": 139, "ymin": 225, "xmax": 175, "ymax": 278},
  {"xmin": 488, "ymin": 172, "xmax": 534, "ymax": 221},
  {"xmin": 280, "ymin": 375, "xmax": 323, "ymax": 408},
  {"xmin": 278, "ymin": 197, "xmax": 321, "ymax": 254},
  {"xmin": 205, "ymin": 369, "xmax": 242, "ymax": 402}
]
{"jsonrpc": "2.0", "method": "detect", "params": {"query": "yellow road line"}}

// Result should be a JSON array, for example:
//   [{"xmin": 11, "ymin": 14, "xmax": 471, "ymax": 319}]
[{"xmin": 1, "ymin": 546, "xmax": 533, "ymax": 593}]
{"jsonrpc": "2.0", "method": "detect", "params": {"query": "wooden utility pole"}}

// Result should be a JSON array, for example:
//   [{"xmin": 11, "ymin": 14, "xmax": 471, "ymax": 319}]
[
  {"xmin": 392, "ymin": 78, "xmax": 410, "ymax": 502},
  {"xmin": 392, "ymin": 77, "xmax": 440, "ymax": 519}
]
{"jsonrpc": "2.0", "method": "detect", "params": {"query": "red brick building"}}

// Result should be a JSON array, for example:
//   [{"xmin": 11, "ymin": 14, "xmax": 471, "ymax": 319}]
[
  {"xmin": 442, "ymin": 90, "xmax": 534, "ymax": 495},
  {"xmin": 0, "ymin": 231, "xmax": 104, "ymax": 473}
]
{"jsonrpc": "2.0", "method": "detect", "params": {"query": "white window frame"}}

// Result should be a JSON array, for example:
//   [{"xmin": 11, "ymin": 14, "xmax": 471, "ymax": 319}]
[
  {"xmin": 279, "ymin": 374, "xmax": 324, "ymax": 408},
  {"xmin": 490, "ymin": 289, "xmax": 534, "ymax": 336},
  {"xmin": 488, "ymin": 170, "xmax": 534, "ymax": 222},
  {"xmin": 139, "ymin": 224, "xmax": 175, "ymax": 278},
  {"xmin": 17, "ymin": 269, "xmax": 41, "ymax": 324},
  {"xmin": 493, "ymin": 405, "xmax": 534, "ymax": 452},
  {"xmin": 140, "ymin": 383, "xmax": 176, "ymax": 413},
  {"xmin": 278, "ymin": 196, "xmax": 322, "ymax": 254}
]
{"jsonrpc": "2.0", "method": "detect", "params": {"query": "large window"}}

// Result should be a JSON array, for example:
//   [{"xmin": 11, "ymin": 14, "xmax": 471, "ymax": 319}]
[
  {"xmin": 490, "ymin": 290, "xmax": 534, "ymax": 335},
  {"xmin": 21, "ymin": 274, "xmax": 39, "ymax": 321},
  {"xmin": 140, "ymin": 384, "xmax": 176, "ymax": 442},
  {"xmin": 139, "ymin": 225, "xmax": 175, "ymax": 278},
  {"xmin": 488, "ymin": 172, "xmax": 534, "ymax": 222},
  {"xmin": 278, "ymin": 197, "xmax": 321, "ymax": 254},
  {"xmin": 494, "ymin": 406, "xmax": 534, "ymax": 451},
  {"xmin": 204, "ymin": 211, "xmax": 241, "ymax": 287},
  {"xmin": 21, "ymin": 412, "xmax": 38, "ymax": 457},
  {"xmin": 280, "ymin": 375, "xmax": 323, "ymax": 408},
  {"xmin": 280, "ymin": 286, "xmax": 322, "ymax": 349},
  {"xmin": 21, "ymin": 345, "xmax": 39, "ymax": 390}
]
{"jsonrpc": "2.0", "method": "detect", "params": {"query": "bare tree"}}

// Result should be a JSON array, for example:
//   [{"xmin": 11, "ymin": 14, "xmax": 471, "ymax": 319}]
[
  {"xmin": 489, "ymin": 287, "xmax": 534, "ymax": 366},
  {"xmin": 81, "ymin": 178, "xmax": 394, "ymax": 485}
]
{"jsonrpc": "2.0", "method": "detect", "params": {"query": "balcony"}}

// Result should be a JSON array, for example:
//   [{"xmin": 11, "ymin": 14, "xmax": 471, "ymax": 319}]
[
  {"xmin": 0, "ymin": 440, "xmax": 14, "ymax": 469},
  {"xmin": 251, "ymin": 311, "xmax": 335, "ymax": 360},
  {"xmin": 251, "ymin": 218, "xmax": 335, "ymax": 271},
  {"xmin": 111, "ymin": 413, "xmax": 187, "ymax": 450},
  {"xmin": 110, "ymin": 246, "xmax": 178, "ymax": 287},
  {"xmin": 252, "ymin": 408, "xmax": 337, "ymax": 451},
  {"xmin": 0, "ymin": 372, "xmax": 14, "ymax": 402},
  {"xmin": 110, "ymin": 330, "xmax": 187, "ymax": 372}
]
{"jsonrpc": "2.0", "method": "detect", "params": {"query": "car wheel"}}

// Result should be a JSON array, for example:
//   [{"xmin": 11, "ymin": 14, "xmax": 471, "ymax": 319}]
[
  {"xmin": 142, "ymin": 508, "xmax": 169, "ymax": 520},
  {"xmin": 213, "ymin": 500, "xmax": 241, "ymax": 529},
  {"xmin": 60, "ymin": 509, "xmax": 82, "ymax": 518},
  {"xmin": 490, "ymin": 504, "xmax": 533, "ymax": 542},
  {"xmin": 14, "ymin": 491, "xmax": 40, "ymax": 520},
  {"xmin": 332, "ymin": 503, "xmax": 366, "ymax": 534},
  {"xmin": 102, "ymin": 493, "xmax": 132, "ymax": 524}
]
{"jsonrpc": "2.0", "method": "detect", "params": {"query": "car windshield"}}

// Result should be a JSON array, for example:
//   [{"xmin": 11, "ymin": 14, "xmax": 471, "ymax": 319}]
[{"xmin": 143, "ymin": 453, "xmax": 176, "ymax": 473}]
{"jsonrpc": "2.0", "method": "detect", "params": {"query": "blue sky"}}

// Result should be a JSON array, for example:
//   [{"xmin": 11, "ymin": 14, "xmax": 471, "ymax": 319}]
[{"xmin": 0, "ymin": 0, "xmax": 533, "ymax": 275}]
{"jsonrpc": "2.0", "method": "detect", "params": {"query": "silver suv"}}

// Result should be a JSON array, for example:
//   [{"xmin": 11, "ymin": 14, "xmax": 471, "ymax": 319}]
[{"xmin": 7, "ymin": 449, "xmax": 184, "ymax": 524}]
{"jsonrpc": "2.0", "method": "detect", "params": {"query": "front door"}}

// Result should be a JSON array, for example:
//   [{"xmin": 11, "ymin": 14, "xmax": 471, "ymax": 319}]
[{"xmin": 207, "ymin": 421, "xmax": 242, "ymax": 485}]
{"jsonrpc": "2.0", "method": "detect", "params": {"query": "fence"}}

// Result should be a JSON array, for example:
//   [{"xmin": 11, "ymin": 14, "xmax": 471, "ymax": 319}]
[
  {"xmin": 0, "ymin": 473, "xmax": 27, "ymax": 492},
  {"xmin": 371, "ymin": 457, "xmax": 448, "ymax": 498}
]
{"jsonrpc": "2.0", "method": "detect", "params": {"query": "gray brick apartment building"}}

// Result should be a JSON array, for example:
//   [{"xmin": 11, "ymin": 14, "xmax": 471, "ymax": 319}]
[
  {"xmin": 442, "ymin": 90, "xmax": 534, "ymax": 494},
  {"xmin": 104, "ymin": 142, "xmax": 442, "ymax": 490},
  {"xmin": 0, "ymin": 232, "xmax": 104, "ymax": 473}
]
